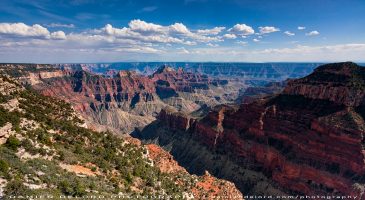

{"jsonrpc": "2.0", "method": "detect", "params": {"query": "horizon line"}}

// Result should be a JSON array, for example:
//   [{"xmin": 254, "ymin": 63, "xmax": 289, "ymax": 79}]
[{"xmin": 1, "ymin": 61, "xmax": 365, "ymax": 65}]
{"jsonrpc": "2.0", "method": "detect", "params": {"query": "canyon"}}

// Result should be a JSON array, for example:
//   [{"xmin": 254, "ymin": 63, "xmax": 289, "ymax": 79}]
[
  {"xmin": 3, "ymin": 62, "xmax": 362, "ymax": 197},
  {"xmin": 0, "ymin": 69, "xmax": 244, "ymax": 199},
  {"xmin": 1, "ymin": 63, "xmax": 303, "ymax": 134},
  {"xmin": 1, "ymin": 64, "xmax": 239, "ymax": 133},
  {"xmin": 133, "ymin": 62, "xmax": 365, "ymax": 197}
]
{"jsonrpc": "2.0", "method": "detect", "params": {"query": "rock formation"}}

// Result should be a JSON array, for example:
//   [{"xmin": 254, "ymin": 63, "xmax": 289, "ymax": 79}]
[
  {"xmin": 134, "ymin": 62, "xmax": 365, "ymax": 197},
  {"xmin": 0, "ymin": 64, "xmax": 236, "ymax": 134},
  {"xmin": 0, "ymin": 73, "xmax": 244, "ymax": 198}
]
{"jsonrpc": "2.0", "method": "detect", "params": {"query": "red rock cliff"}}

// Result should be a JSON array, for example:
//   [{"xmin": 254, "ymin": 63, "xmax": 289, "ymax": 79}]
[{"xmin": 156, "ymin": 62, "xmax": 365, "ymax": 197}]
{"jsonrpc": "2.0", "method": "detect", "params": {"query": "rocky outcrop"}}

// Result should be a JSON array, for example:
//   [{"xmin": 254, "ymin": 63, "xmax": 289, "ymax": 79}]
[
  {"xmin": 24, "ymin": 71, "xmax": 66, "ymax": 85},
  {"xmin": 0, "ymin": 123, "xmax": 15, "ymax": 145},
  {"xmin": 158, "ymin": 109, "xmax": 196, "ymax": 131},
  {"xmin": 152, "ymin": 65, "xmax": 228, "ymax": 93},
  {"xmin": 283, "ymin": 62, "xmax": 365, "ymax": 107},
  {"xmin": 146, "ymin": 144, "xmax": 244, "ymax": 200},
  {"xmin": 34, "ymin": 69, "xmax": 163, "ymax": 133},
  {"xmin": 146, "ymin": 144, "xmax": 187, "ymax": 174},
  {"xmin": 135, "ymin": 62, "xmax": 365, "ymax": 197}
]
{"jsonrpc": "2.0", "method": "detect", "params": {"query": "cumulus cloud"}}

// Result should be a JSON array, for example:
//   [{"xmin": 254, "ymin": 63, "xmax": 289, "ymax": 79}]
[
  {"xmin": 223, "ymin": 33, "xmax": 237, "ymax": 39},
  {"xmin": 284, "ymin": 31, "xmax": 295, "ymax": 36},
  {"xmin": 0, "ymin": 22, "xmax": 69, "ymax": 40},
  {"xmin": 102, "ymin": 24, "xmax": 187, "ymax": 44},
  {"xmin": 0, "ymin": 23, "xmax": 50, "ymax": 38},
  {"xmin": 298, "ymin": 26, "xmax": 306, "ymax": 30},
  {"xmin": 129, "ymin": 19, "xmax": 165, "ymax": 33},
  {"xmin": 259, "ymin": 26, "xmax": 280, "ymax": 34},
  {"xmin": 228, "ymin": 24, "xmax": 254, "ymax": 35},
  {"xmin": 306, "ymin": 30, "xmax": 320, "ymax": 36},
  {"xmin": 50, "ymin": 31, "xmax": 67, "ymax": 40},
  {"xmin": 169, "ymin": 23, "xmax": 190, "ymax": 34},
  {"xmin": 168, "ymin": 23, "xmax": 222, "ymax": 42},
  {"xmin": 3, "ymin": 20, "xmax": 361, "ymax": 63},
  {"xmin": 197, "ymin": 27, "xmax": 225, "ymax": 35},
  {"xmin": 0, "ymin": 20, "xmax": 225, "ymax": 55}
]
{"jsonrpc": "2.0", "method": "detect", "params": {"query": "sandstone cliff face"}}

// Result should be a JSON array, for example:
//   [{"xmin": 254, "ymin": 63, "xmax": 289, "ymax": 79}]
[
  {"xmin": 135, "ymin": 62, "xmax": 365, "ymax": 197},
  {"xmin": 34, "ymin": 69, "xmax": 164, "ymax": 133},
  {"xmin": 20, "ymin": 65, "xmax": 234, "ymax": 134},
  {"xmin": 283, "ymin": 62, "xmax": 365, "ymax": 107},
  {"xmin": 151, "ymin": 65, "xmax": 228, "ymax": 93}
]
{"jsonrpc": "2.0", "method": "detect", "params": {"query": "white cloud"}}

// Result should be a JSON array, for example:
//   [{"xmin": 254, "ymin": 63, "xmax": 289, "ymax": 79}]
[
  {"xmin": 0, "ymin": 20, "xmax": 224, "ymax": 53},
  {"xmin": 223, "ymin": 33, "xmax": 237, "ymax": 39},
  {"xmin": 102, "ymin": 24, "xmax": 187, "ymax": 44},
  {"xmin": 168, "ymin": 23, "xmax": 222, "ymax": 42},
  {"xmin": 1, "ymin": 21, "xmax": 363, "ymax": 63},
  {"xmin": 0, "ymin": 23, "xmax": 50, "ymax": 38},
  {"xmin": 306, "ymin": 30, "xmax": 320, "ymax": 36},
  {"xmin": 114, "ymin": 20, "xmax": 221, "ymax": 43},
  {"xmin": 284, "ymin": 31, "xmax": 295, "ymax": 36},
  {"xmin": 169, "ymin": 23, "xmax": 190, "ymax": 34},
  {"xmin": 50, "ymin": 31, "xmax": 67, "ymax": 40},
  {"xmin": 228, "ymin": 24, "xmax": 254, "ymax": 35},
  {"xmin": 298, "ymin": 26, "xmax": 306, "ymax": 30},
  {"xmin": 128, "ymin": 19, "xmax": 165, "ymax": 33},
  {"xmin": 197, "ymin": 27, "xmax": 225, "ymax": 35},
  {"xmin": 259, "ymin": 26, "xmax": 280, "ymax": 34},
  {"xmin": 45, "ymin": 23, "xmax": 75, "ymax": 28},
  {"xmin": 103, "ymin": 24, "xmax": 140, "ymax": 38},
  {"xmin": 0, "ymin": 22, "xmax": 69, "ymax": 41}
]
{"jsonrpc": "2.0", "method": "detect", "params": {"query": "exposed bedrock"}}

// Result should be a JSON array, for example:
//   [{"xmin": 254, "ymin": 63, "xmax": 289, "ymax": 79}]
[{"xmin": 134, "ymin": 62, "xmax": 365, "ymax": 197}]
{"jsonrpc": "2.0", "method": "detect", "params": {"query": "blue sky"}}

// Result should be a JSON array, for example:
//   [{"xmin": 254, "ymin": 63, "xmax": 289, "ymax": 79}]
[{"xmin": 0, "ymin": 0, "xmax": 364, "ymax": 63}]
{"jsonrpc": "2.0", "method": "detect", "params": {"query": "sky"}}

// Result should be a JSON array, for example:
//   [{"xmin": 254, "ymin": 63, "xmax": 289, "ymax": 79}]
[{"xmin": 0, "ymin": 0, "xmax": 364, "ymax": 63}]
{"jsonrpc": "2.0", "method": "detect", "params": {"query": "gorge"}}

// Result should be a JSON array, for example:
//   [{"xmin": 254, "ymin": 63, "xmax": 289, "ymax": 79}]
[
  {"xmin": 133, "ymin": 62, "xmax": 365, "ymax": 197},
  {"xmin": 1, "ymin": 62, "xmax": 364, "ymax": 198}
]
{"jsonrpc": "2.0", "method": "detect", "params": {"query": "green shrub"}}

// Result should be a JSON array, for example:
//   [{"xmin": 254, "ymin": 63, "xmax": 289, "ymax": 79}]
[
  {"xmin": 59, "ymin": 180, "xmax": 73, "ymax": 195},
  {"xmin": 5, "ymin": 136, "xmax": 21, "ymax": 151},
  {"xmin": 5, "ymin": 178, "xmax": 33, "ymax": 196},
  {"xmin": 58, "ymin": 179, "xmax": 86, "ymax": 197},
  {"xmin": 0, "ymin": 159, "xmax": 9, "ymax": 174},
  {"xmin": 73, "ymin": 181, "xmax": 86, "ymax": 196}
]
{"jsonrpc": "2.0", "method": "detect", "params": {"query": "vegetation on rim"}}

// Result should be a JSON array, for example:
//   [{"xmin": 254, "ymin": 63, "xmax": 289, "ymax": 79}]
[{"xmin": 0, "ymin": 75, "xmax": 197, "ymax": 199}]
